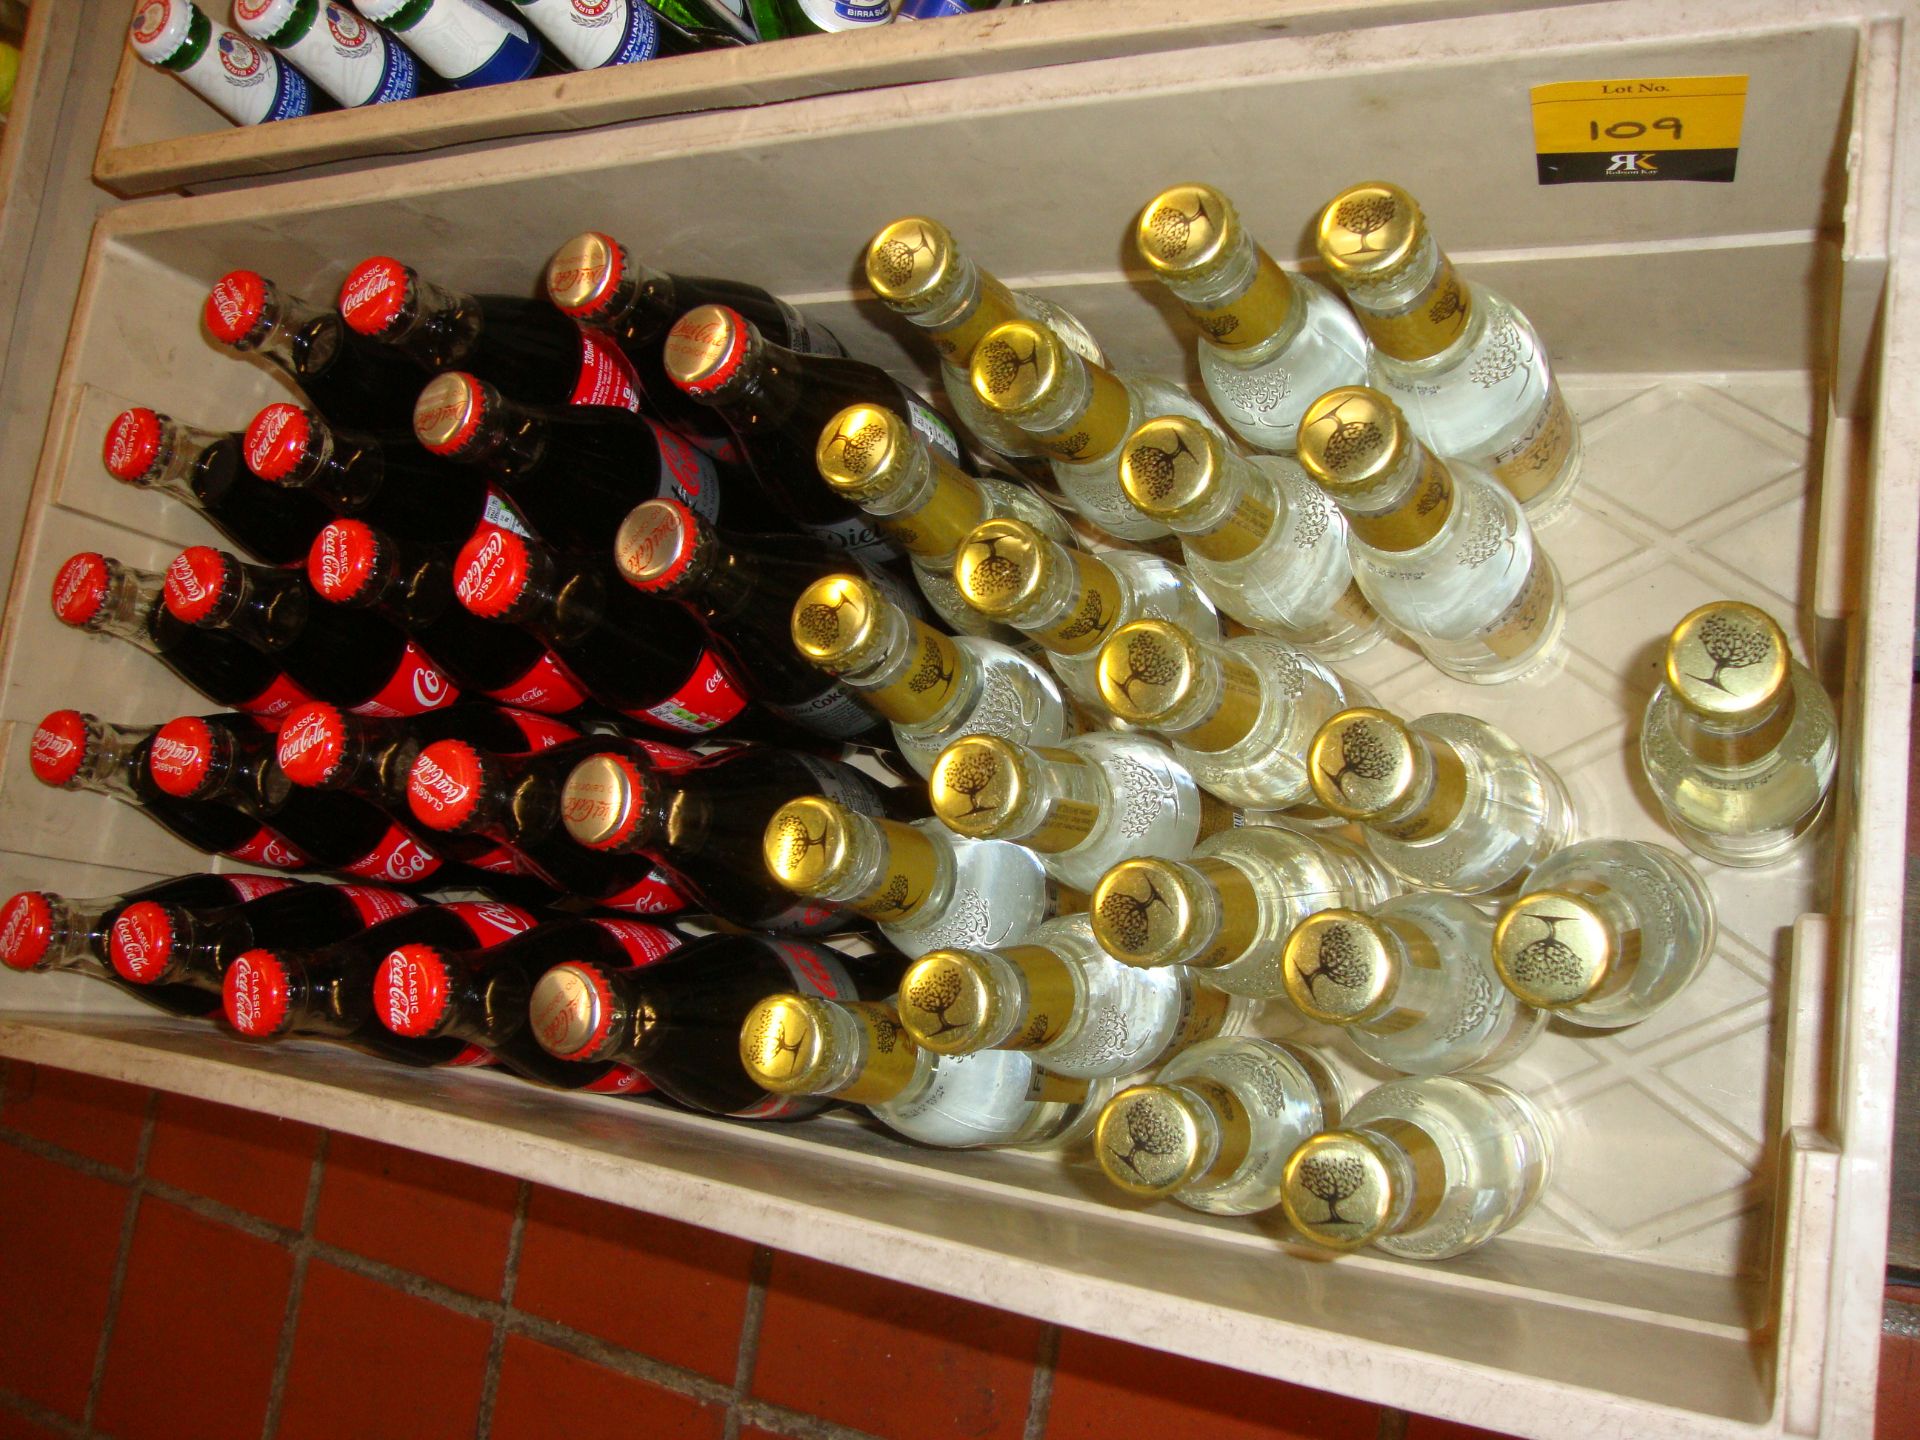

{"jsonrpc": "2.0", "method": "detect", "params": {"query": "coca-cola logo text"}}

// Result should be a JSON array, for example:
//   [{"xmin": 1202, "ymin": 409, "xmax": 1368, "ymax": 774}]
[
  {"xmin": 166, "ymin": 553, "xmax": 209, "ymax": 604},
  {"xmin": 341, "ymin": 265, "xmax": 397, "ymax": 323},
  {"xmin": 457, "ymin": 530, "xmax": 511, "ymax": 607},
  {"xmin": 0, "ymin": 902, "xmax": 37, "ymax": 959},
  {"xmin": 149, "ymin": 735, "xmax": 202, "ymax": 782},
  {"xmin": 278, "ymin": 712, "xmax": 331, "ymax": 768},
  {"xmin": 106, "ymin": 414, "xmax": 152, "ymax": 476},
  {"xmin": 247, "ymin": 406, "xmax": 297, "ymax": 471},
  {"xmin": 409, "ymin": 755, "xmax": 469, "ymax": 814},
  {"xmin": 316, "ymin": 528, "xmax": 354, "ymax": 595},
  {"xmin": 53, "ymin": 558, "xmax": 101, "ymax": 621},
  {"xmin": 229, "ymin": 958, "xmax": 268, "ymax": 1031}
]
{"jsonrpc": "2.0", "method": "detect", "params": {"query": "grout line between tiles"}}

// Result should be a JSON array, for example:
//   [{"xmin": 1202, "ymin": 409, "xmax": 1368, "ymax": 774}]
[
  {"xmin": 80, "ymin": 1089, "xmax": 158, "ymax": 1432},
  {"xmin": 722, "ymin": 1245, "xmax": 775, "ymax": 1440},
  {"xmin": 0, "ymin": 1384, "xmax": 92, "ymax": 1438},
  {"xmin": 472, "ymin": 1180, "xmax": 531, "ymax": 1440},
  {"xmin": 1378, "ymin": 1405, "xmax": 1412, "ymax": 1440},
  {"xmin": 260, "ymin": 1130, "xmax": 329, "ymax": 1440},
  {"xmin": 732, "ymin": 1398, "xmax": 891, "ymax": 1440},
  {"xmin": 1023, "ymin": 1322, "xmax": 1060, "ymax": 1440}
]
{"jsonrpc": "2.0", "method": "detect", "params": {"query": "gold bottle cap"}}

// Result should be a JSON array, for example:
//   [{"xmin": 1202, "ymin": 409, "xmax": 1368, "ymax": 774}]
[
  {"xmin": 1493, "ymin": 890, "xmax": 1615, "ymax": 1008},
  {"xmin": 763, "ymin": 796, "xmax": 859, "ymax": 898},
  {"xmin": 864, "ymin": 217, "xmax": 958, "ymax": 312},
  {"xmin": 1307, "ymin": 708, "xmax": 1416, "ymax": 819},
  {"xmin": 1280, "ymin": 910, "xmax": 1398, "ymax": 1025},
  {"xmin": 739, "ymin": 992, "xmax": 838, "ymax": 1094},
  {"xmin": 1119, "ymin": 416, "xmax": 1222, "ymax": 523},
  {"xmin": 1094, "ymin": 1084, "xmax": 1213, "ymax": 1196},
  {"xmin": 558, "ymin": 753, "xmax": 655, "ymax": 852},
  {"xmin": 1090, "ymin": 856, "xmax": 1204, "ymax": 969},
  {"xmin": 1315, "ymin": 181, "xmax": 1425, "ymax": 286},
  {"xmin": 662, "ymin": 304, "xmax": 746, "ymax": 394},
  {"xmin": 928, "ymin": 734, "xmax": 1029, "ymax": 838},
  {"xmin": 1135, "ymin": 184, "xmax": 1237, "ymax": 278},
  {"xmin": 791, "ymin": 575, "xmax": 887, "ymax": 672},
  {"xmin": 816, "ymin": 404, "xmax": 906, "ymax": 501},
  {"xmin": 545, "ymin": 230, "xmax": 623, "ymax": 321},
  {"xmin": 970, "ymin": 320, "xmax": 1066, "ymax": 418},
  {"xmin": 1282, "ymin": 1130, "xmax": 1396, "ymax": 1248},
  {"xmin": 1663, "ymin": 601, "xmax": 1790, "ymax": 718},
  {"xmin": 412, "ymin": 371, "xmax": 485, "ymax": 455},
  {"xmin": 953, "ymin": 518, "xmax": 1055, "ymax": 619},
  {"xmin": 1095, "ymin": 619, "xmax": 1198, "ymax": 724},
  {"xmin": 1296, "ymin": 387, "xmax": 1411, "ymax": 500},
  {"xmin": 896, "ymin": 948, "xmax": 1003, "ymax": 1054}
]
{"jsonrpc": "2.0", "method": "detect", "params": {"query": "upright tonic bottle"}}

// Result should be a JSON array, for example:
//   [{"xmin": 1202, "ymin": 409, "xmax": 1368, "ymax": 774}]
[
  {"xmin": 1135, "ymin": 183, "xmax": 1369, "ymax": 455},
  {"xmin": 127, "ymin": 0, "xmax": 318, "ymax": 125},
  {"xmin": 1316, "ymin": 181, "xmax": 1581, "ymax": 522},
  {"xmin": 352, "ymin": 0, "xmax": 545, "ymax": 88},
  {"xmin": 232, "ymin": 1, "xmax": 428, "ymax": 107},
  {"xmin": 1295, "ymin": 386, "xmax": 1564, "ymax": 685},
  {"xmin": 1639, "ymin": 601, "xmax": 1837, "ymax": 866}
]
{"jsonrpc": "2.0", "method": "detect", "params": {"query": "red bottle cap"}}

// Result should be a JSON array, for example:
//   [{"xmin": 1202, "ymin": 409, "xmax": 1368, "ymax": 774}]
[
  {"xmin": 528, "ymin": 960, "xmax": 617, "ymax": 1061},
  {"xmin": 163, "ymin": 547, "xmax": 232, "ymax": 625},
  {"xmin": 308, "ymin": 520, "xmax": 379, "ymax": 602},
  {"xmin": 275, "ymin": 703, "xmax": 347, "ymax": 787},
  {"xmin": 545, "ymin": 231, "xmax": 625, "ymax": 320},
  {"xmin": 224, "ymin": 949, "xmax": 292, "ymax": 1036},
  {"xmin": 148, "ymin": 717, "xmax": 215, "ymax": 798},
  {"xmin": 339, "ymin": 256, "xmax": 410, "ymax": 337},
  {"xmin": 51, "ymin": 553, "xmax": 111, "ymax": 627},
  {"xmin": 375, "ymin": 944, "xmax": 451, "ymax": 1037},
  {"xmin": 453, "ymin": 525, "xmax": 529, "ymax": 619},
  {"xmin": 612, "ymin": 498, "xmax": 699, "ymax": 592},
  {"xmin": 0, "ymin": 893, "xmax": 56, "ymax": 971},
  {"xmin": 407, "ymin": 740, "xmax": 486, "ymax": 831},
  {"xmin": 663, "ymin": 305, "xmax": 748, "ymax": 396},
  {"xmin": 109, "ymin": 902, "xmax": 175, "ymax": 985},
  {"xmin": 412, "ymin": 372, "xmax": 486, "ymax": 457},
  {"xmin": 103, "ymin": 408, "xmax": 162, "ymax": 482},
  {"xmin": 29, "ymin": 710, "xmax": 93, "ymax": 788},
  {"xmin": 243, "ymin": 403, "xmax": 312, "ymax": 481},
  {"xmin": 205, "ymin": 270, "xmax": 268, "ymax": 346}
]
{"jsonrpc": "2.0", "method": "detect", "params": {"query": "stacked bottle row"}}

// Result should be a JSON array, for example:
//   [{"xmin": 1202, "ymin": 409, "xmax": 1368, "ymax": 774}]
[
  {"xmin": 12, "ymin": 173, "xmax": 1841, "ymax": 1266},
  {"xmin": 128, "ymin": 0, "xmax": 1032, "ymax": 131}
]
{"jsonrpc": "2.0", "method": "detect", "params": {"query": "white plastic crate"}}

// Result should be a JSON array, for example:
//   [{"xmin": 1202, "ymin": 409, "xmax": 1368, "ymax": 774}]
[{"xmin": 2, "ymin": 1, "xmax": 1913, "ymax": 1434}]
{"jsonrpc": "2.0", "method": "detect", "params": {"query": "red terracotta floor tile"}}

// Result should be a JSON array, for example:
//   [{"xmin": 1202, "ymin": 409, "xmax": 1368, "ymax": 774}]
[
  {"xmin": 489, "ymin": 1334, "xmax": 725, "ymax": 1440},
  {"xmin": 0, "ymin": 1062, "xmax": 149, "ymax": 1171},
  {"xmin": 1405, "ymin": 1416, "xmax": 1513, "ymax": 1440},
  {"xmin": 314, "ymin": 1134, "xmax": 518, "ymax": 1298},
  {"xmin": 0, "ymin": 1408, "xmax": 68, "ymax": 1440},
  {"xmin": 513, "ymin": 1187, "xmax": 754, "ymax": 1381},
  {"xmin": 1047, "ymin": 1330, "xmax": 1380, "ymax": 1440},
  {"xmin": 753, "ymin": 1252, "xmax": 1042, "ymax": 1440},
  {"xmin": 276, "ymin": 1260, "xmax": 491, "ymax": 1440},
  {"xmin": 94, "ymin": 1197, "xmax": 292, "ymax": 1440},
  {"xmin": 1880, "ymin": 1326, "xmax": 1920, "ymax": 1440},
  {"xmin": 0, "ymin": 1145, "xmax": 129, "ymax": 1418},
  {"xmin": 144, "ymin": 1092, "xmax": 319, "ymax": 1230}
]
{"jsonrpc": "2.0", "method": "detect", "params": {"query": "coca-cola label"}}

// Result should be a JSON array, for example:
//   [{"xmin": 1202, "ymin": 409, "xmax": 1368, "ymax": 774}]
[
  {"xmin": 649, "ymin": 422, "xmax": 721, "ymax": 522},
  {"xmin": 579, "ymin": 1066, "xmax": 653, "ymax": 1095},
  {"xmin": 634, "ymin": 738, "xmax": 700, "ymax": 770},
  {"xmin": 346, "ymin": 641, "xmax": 461, "ymax": 718},
  {"xmin": 589, "ymin": 917, "xmax": 684, "ymax": 964},
  {"xmin": 498, "ymin": 707, "xmax": 581, "ymax": 752},
  {"xmin": 463, "ymin": 844, "xmax": 529, "ymax": 877},
  {"xmin": 104, "ymin": 409, "xmax": 162, "ymax": 482},
  {"xmin": 237, "ymin": 670, "xmax": 317, "ymax": 720},
  {"xmin": 443, "ymin": 899, "xmax": 538, "ymax": 948},
  {"xmin": 444, "ymin": 1046, "xmax": 497, "ymax": 1068},
  {"xmin": 482, "ymin": 649, "xmax": 590, "ymax": 715},
  {"xmin": 756, "ymin": 897, "xmax": 851, "ymax": 937},
  {"xmin": 221, "ymin": 826, "xmax": 313, "ymax": 871},
  {"xmin": 633, "ymin": 649, "xmax": 749, "ymax": 734},
  {"xmin": 595, "ymin": 868, "xmax": 693, "ymax": 916},
  {"xmin": 571, "ymin": 329, "xmax": 644, "ymax": 413},
  {"xmin": 339, "ymin": 829, "xmax": 447, "ymax": 885},
  {"xmin": 224, "ymin": 874, "xmax": 300, "ymax": 902}
]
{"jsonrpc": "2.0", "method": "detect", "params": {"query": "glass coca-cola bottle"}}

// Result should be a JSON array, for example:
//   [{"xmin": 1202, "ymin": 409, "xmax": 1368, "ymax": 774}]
[
  {"xmin": 337, "ymin": 255, "xmax": 643, "ymax": 411},
  {"xmin": 450, "ymin": 521, "xmax": 761, "ymax": 738},
  {"xmin": 29, "ymin": 709, "xmax": 312, "ymax": 870},
  {"xmin": 545, "ymin": 229, "xmax": 844, "ymax": 456},
  {"xmin": 221, "ymin": 899, "xmax": 539, "ymax": 1066},
  {"xmin": 528, "ymin": 932, "xmax": 909, "ymax": 1117},
  {"xmin": 242, "ymin": 402, "xmax": 491, "ymax": 547},
  {"xmin": 51, "ymin": 552, "xmax": 310, "ymax": 718},
  {"xmin": 107, "ymin": 881, "xmax": 417, "ymax": 994},
  {"xmin": 146, "ymin": 712, "xmax": 449, "ymax": 885},
  {"xmin": 102, "ymin": 406, "xmax": 329, "ymax": 566},
  {"xmin": 558, "ymin": 741, "xmax": 925, "ymax": 934},
  {"xmin": 406, "ymin": 736, "xmax": 694, "ymax": 914},
  {"xmin": 163, "ymin": 545, "xmax": 460, "ymax": 718},
  {"xmin": 611, "ymin": 499, "xmax": 893, "ymax": 744},
  {"xmin": 662, "ymin": 304, "xmax": 973, "ymax": 564},
  {"xmin": 204, "ymin": 268, "xmax": 429, "ymax": 440},
  {"xmin": 374, "ymin": 915, "xmax": 687, "ymax": 1092},
  {"xmin": 0, "ymin": 873, "xmax": 300, "ymax": 1017},
  {"xmin": 305, "ymin": 520, "xmax": 593, "ymax": 716},
  {"xmin": 410, "ymin": 371, "xmax": 747, "ymax": 550}
]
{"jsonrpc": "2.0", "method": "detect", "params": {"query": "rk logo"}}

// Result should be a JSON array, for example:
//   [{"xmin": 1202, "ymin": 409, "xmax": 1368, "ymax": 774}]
[{"xmin": 1605, "ymin": 152, "xmax": 1660, "ymax": 174}]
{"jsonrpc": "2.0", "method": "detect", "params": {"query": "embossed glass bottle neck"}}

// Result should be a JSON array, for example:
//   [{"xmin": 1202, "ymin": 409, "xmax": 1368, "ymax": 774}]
[
  {"xmin": 17, "ymin": 896, "xmax": 110, "ymax": 974},
  {"xmin": 80, "ymin": 721, "xmax": 156, "ymax": 801},
  {"xmin": 1367, "ymin": 733, "xmax": 1468, "ymax": 841},
  {"xmin": 1001, "ymin": 749, "xmax": 1106, "ymax": 851},
  {"xmin": 1165, "ymin": 237, "xmax": 1307, "ymax": 359},
  {"xmin": 1670, "ymin": 686, "xmax": 1797, "ymax": 771},
  {"xmin": 1013, "ymin": 547, "xmax": 1122, "ymax": 652},
  {"xmin": 83, "ymin": 564, "xmax": 167, "ymax": 652},
  {"xmin": 966, "ymin": 943, "xmax": 1080, "ymax": 1052},
  {"xmin": 843, "ymin": 609, "xmax": 980, "ymax": 730}
]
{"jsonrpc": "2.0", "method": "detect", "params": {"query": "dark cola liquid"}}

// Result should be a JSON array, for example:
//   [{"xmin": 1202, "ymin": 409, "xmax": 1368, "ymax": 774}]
[
  {"xmin": 128, "ymin": 734, "xmax": 296, "ymax": 859},
  {"xmin": 315, "ymin": 434, "xmax": 494, "ymax": 549},
  {"xmin": 147, "ymin": 604, "xmax": 289, "ymax": 710},
  {"xmin": 234, "ymin": 568, "xmax": 444, "ymax": 715},
  {"xmin": 414, "ymin": 294, "xmax": 594, "ymax": 408},
  {"xmin": 96, "ymin": 873, "xmax": 286, "ymax": 1019},
  {"xmin": 188, "ymin": 434, "xmax": 334, "ymax": 566},
  {"xmin": 363, "ymin": 546, "xmax": 566, "ymax": 705},
  {"xmin": 291, "ymin": 315, "xmax": 439, "ymax": 442},
  {"xmin": 492, "ymin": 739, "xmax": 677, "ymax": 901}
]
